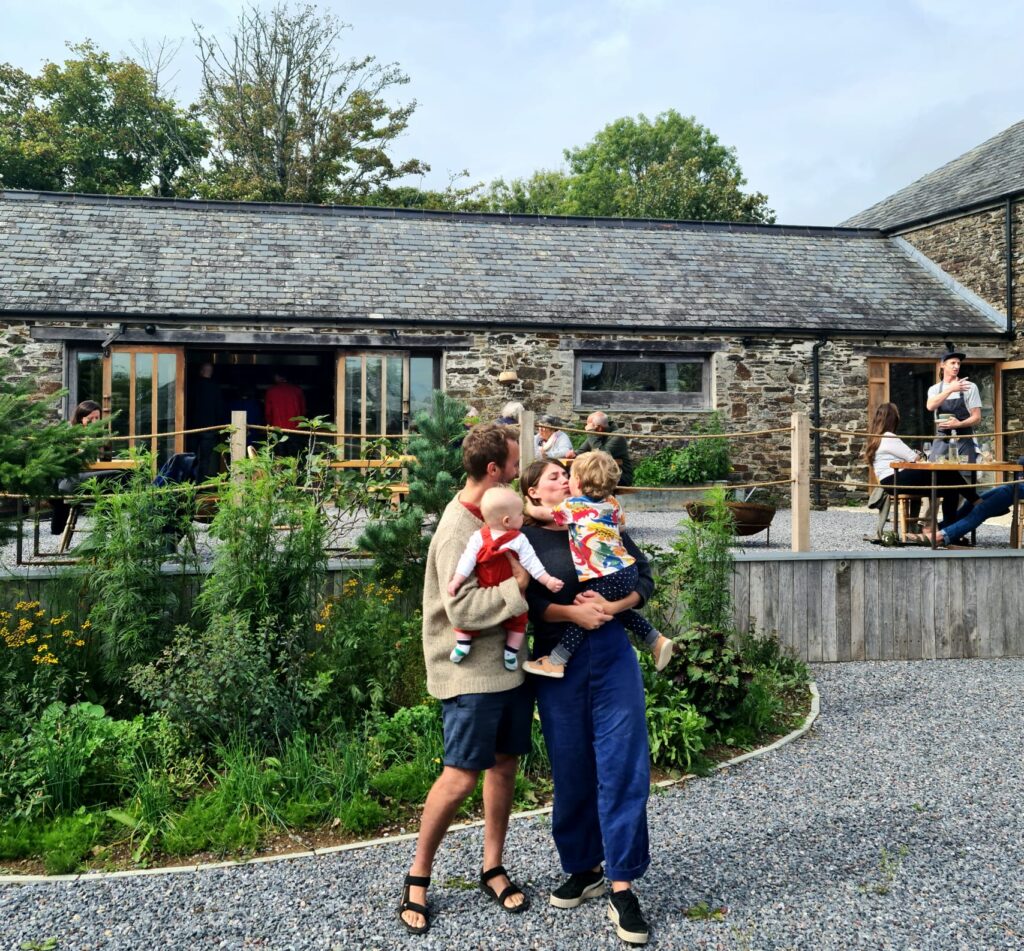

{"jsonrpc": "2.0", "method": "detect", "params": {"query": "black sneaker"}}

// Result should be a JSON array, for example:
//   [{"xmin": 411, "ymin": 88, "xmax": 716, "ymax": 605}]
[
  {"xmin": 607, "ymin": 889, "xmax": 649, "ymax": 945},
  {"xmin": 549, "ymin": 868, "xmax": 606, "ymax": 908}
]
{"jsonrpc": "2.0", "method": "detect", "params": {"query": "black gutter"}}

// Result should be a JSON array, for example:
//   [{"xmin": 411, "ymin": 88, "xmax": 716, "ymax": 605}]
[
  {"xmin": 811, "ymin": 338, "xmax": 828, "ymax": 505},
  {"xmin": 7, "ymin": 310, "xmax": 1008, "ymax": 339},
  {"xmin": 1006, "ymin": 196, "xmax": 1015, "ymax": 337},
  {"xmin": 883, "ymin": 188, "xmax": 1024, "ymax": 241}
]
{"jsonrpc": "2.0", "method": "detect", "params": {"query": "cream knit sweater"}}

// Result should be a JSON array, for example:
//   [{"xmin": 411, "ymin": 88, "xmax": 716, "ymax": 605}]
[{"xmin": 422, "ymin": 495, "xmax": 530, "ymax": 700}]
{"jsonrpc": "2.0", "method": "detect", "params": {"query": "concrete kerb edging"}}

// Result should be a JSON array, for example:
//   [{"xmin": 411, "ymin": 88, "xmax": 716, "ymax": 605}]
[{"xmin": 0, "ymin": 682, "xmax": 820, "ymax": 886}]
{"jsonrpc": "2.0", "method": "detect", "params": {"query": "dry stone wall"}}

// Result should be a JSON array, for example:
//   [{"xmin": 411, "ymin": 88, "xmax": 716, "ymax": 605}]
[{"xmin": 1, "ymin": 318, "xmax": 1009, "ymax": 503}]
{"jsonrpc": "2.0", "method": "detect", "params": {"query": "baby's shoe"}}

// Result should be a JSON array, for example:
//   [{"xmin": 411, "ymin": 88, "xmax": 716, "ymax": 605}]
[{"xmin": 651, "ymin": 634, "xmax": 674, "ymax": 672}]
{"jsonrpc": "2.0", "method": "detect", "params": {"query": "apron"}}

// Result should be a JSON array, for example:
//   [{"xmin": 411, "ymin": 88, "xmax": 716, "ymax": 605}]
[{"xmin": 927, "ymin": 389, "xmax": 978, "ymax": 463}]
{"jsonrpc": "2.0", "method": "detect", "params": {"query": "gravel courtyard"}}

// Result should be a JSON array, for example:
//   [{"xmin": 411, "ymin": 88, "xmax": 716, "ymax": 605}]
[{"xmin": 3, "ymin": 659, "xmax": 1023, "ymax": 950}]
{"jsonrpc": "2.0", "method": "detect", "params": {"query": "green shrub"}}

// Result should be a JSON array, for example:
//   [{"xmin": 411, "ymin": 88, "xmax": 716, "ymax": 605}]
[
  {"xmin": 739, "ymin": 629, "xmax": 810, "ymax": 691},
  {"xmin": 130, "ymin": 611, "xmax": 307, "ymax": 746},
  {"xmin": 41, "ymin": 812, "xmax": 105, "ymax": 874},
  {"xmin": 369, "ymin": 702, "xmax": 444, "ymax": 771},
  {"xmin": 368, "ymin": 761, "xmax": 437, "ymax": 803},
  {"xmin": 642, "ymin": 671, "xmax": 710, "ymax": 772},
  {"xmin": 81, "ymin": 455, "xmax": 196, "ymax": 693},
  {"xmin": 734, "ymin": 668, "xmax": 787, "ymax": 736},
  {"xmin": 337, "ymin": 794, "xmax": 388, "ymax": 834},
  {"xmin": 634, "ymin": 413, "xmax": 730, "ymax": 486},
  {"xmin": 0, "ymin": 817, "xmax": 38, "ymax": 859}
]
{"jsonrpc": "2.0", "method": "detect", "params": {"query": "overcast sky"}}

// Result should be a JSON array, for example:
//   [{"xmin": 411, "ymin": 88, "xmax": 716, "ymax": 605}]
[{"xmin": 3, "ymin": 0, "xmax": 1023, "ymax": 225}]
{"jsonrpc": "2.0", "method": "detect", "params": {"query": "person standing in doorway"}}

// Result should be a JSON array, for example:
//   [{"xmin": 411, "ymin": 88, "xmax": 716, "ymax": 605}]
[
  {"xmin": 192, "ymin": 362, "xmax": 226, "ymax": 480},
  {"xmin": 927, "ymin": 349, "xmax": 982, "ymax": 463},
  {"xmin": 264, "ymin": 371, "xmax": 307, "ymax": 455}
]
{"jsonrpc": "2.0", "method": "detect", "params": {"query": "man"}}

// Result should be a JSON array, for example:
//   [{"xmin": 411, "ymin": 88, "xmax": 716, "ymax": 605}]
[
  {"xmin": 191, "ymin": 362, "xmax": 226, "ymax": 479},
  {"xmin": 399, "ymin": 423, "xmax": 533, "ymax": 935},
  {"xmin": 567, "ymin": 412, "xmax": 634, "ymax": 487},
  {"xmin": 264, "ymin": 371, "xmax": 307, "ymax": 455}
]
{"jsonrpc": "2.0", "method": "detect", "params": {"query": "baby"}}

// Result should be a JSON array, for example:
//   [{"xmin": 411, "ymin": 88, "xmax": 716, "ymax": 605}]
[
  {"xmin": 522, "ymin": 451, "xmax": 673, "ymax": 679},
  {"xmin": 448, "ymin": 486, "xmax": 563, "ymax": 671}
]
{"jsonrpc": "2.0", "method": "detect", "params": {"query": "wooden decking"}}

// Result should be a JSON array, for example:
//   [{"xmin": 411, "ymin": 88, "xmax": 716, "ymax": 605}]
[{"xmin": 733, "ymin": 550, "xmax": 1024, "ymax": 662}]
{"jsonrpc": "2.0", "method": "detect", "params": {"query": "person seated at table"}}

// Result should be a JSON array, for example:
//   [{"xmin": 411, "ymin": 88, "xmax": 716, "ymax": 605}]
[
  {"xmin": 535, "ymin": 414, "xmax": 573, "ymax": 460},
  {"xmin": 565, "ymin": 411, "xmax": 634, "ymax": 487},
  {"xmin": 864, "ymin": 402, "xmax": 977, "ymax": 528},
  {"xmin": 919, "ymin": 458, "xmax": 1024, "ymax": 546},
  {"xmin": 49, "ymin": 401, "xmax": 120, "ymax": 534}
]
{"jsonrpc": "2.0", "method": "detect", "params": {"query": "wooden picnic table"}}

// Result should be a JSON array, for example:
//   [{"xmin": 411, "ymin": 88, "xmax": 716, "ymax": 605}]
[{"xmin": 891, "ymin": 461, "xmax": 1023, "ymax": 549}]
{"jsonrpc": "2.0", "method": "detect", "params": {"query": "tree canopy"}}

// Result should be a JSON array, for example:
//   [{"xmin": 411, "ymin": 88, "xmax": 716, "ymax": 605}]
[
  {"xmin": 195, "ymin": 3, "xmax": 427, "ymax": 203},
  {"xmin": 484, "ymin": 110, "xmax": 773, "ymax": 223},
  {"xmin": 0, "ymin": 41, "xmax": 208, "ymax": 196}
]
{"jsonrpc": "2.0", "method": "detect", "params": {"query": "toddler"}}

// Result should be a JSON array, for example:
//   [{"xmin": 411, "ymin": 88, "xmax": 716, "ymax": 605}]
[
  {"xmin": 523, "ymin": 451, "xmax": 673, "ymax": 679},
  {"xmin": 448, "ymin": 486, "xmax": 564, "ymax": 671}
]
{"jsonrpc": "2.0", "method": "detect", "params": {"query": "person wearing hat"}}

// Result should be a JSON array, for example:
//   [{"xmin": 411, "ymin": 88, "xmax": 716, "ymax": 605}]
[
  {"xmin": 535, "ymin": 415, "xmax": 573, "ymax": 460},
  {"xmin": 926, "ymin": 349, "xmax": 981, "ymax": 463}
]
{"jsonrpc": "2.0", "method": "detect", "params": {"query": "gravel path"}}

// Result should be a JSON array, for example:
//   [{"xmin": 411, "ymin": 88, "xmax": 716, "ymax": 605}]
[{"xmin": 4, "ymin": 660, "xmax": 1024, "ymax": 950}]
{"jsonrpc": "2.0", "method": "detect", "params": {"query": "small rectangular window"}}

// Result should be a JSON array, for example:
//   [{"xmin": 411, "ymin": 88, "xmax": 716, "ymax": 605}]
[{"xmin": 575, "ymin": 353, "xmax": 710, "ymax": 409}]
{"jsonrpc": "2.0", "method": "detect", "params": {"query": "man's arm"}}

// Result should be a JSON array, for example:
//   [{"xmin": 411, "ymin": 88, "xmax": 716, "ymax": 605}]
[{"xmin": 436, "ymin": 534, "xmax": 528, "ymax": 631}]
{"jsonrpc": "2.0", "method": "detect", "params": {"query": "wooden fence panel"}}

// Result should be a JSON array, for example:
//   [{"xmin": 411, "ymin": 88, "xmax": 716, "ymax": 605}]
[{"xmin": 730, "ymin": 552, "xmax": 1024, "ymax": 662}]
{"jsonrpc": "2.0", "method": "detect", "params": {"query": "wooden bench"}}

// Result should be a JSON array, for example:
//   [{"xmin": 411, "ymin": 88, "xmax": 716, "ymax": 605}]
[{"xmin": 328, "ymin": 457, "xmax": 414, "ymax": 508}]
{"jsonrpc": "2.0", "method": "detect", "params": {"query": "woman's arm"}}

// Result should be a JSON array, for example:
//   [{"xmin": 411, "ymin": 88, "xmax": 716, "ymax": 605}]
[{"xmin": 542, "ymin": 600, "xmax": 612, "ymax": 629}]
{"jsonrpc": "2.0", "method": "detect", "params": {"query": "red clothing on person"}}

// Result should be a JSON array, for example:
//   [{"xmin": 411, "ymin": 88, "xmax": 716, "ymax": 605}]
[
  {"xmin": 265, "ymin": 382, "xmax": 306, "ymax": 428},
  {"xmin": 453, "ymin": 524, "xmax": 528, "ymax": 636}
]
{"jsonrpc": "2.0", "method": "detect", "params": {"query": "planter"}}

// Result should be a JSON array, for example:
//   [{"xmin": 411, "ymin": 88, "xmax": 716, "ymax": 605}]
[
  {"xmin": 685, "ymin": 500, "xmax": 777, "ymax": 537},
  {"xmin": 617, "ymin": 482, "xmax": 729, "ymax": 512}
]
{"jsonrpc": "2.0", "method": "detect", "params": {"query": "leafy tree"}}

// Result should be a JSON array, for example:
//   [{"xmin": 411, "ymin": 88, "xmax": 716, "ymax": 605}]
[
  {"xmin": 561, "ymin": 110, "xmax": 774, "ymax": 223},
  {"xmin": 358, "ymin": 171, "xmax": 489, "ymax": 212},
  {"xmin": 0, "ymin": 41, "xmax": 208, "ymax": 196},
  {"xmin": 484, "ymin": 169, "xmax": 572, "ymax": 215},
  {"xmin": 0, "ymin": 353, "xmax": 102, "ymax": 536},
  {"xmin": 195, "ymin": 2, "xmax": 427, "ymax": 203}
]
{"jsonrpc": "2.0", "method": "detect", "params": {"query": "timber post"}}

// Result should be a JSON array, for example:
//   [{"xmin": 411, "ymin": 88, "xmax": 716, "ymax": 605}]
[
  {"xmin": 791, "ymin": 411, "xmax": 811, "ymax": 552},
  {"xmin": 230, "ymin": 410, "xmax": 247, "ymax": 479},
  {"xmin": 519, "ymin": 409, "xmax": 536, "ymax": 472}
]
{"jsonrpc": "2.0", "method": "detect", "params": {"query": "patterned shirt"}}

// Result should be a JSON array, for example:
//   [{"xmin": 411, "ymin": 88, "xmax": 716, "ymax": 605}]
[{"xmin": 551, "ymin": 495, "xmax": 636, "ymax": 582}]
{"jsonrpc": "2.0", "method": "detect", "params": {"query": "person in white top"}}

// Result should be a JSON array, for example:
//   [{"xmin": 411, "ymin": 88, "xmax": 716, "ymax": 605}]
[
  {"xmin": 534, "ymin": 414, "xmax": 574, "ymax": 459},
  {"xmin": 926, "ymin": 349, "xmax": 982, "ymax": 462},
  {"xmin": 864, "ymin": 402, "xmax": 977, "ymax": 529}
]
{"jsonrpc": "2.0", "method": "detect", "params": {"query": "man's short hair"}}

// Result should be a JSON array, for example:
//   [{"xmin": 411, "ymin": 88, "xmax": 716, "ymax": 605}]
[
  {"xmin": 462, "ymin": 423, "xmax": 515, "ymax": 480},
  {"xmin": 571, "ymin": 450, "xmax": 621, "ymax": 499}
]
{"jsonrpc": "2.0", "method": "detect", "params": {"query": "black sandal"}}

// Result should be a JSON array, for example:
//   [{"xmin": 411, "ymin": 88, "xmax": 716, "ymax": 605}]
[
  {"xmin": 480, "ymin": 864, "xmax": 531, "ymax": 913},
  {"xmin": 398, "ymin": 873, "xmax": 431, "ymax": 935}
]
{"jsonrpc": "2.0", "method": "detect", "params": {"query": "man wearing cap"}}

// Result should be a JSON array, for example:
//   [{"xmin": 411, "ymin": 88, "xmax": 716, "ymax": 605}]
[
  {"xmin": 926, "ymin": 349, "xmax": 981, "ymax": 463},
  {"xmin": 566, "ymin": 412, "xmax": 634, "ymax": 487},
  {"xmin": 535, "ymin": 415, "xmax": 573, "ymax": 459}
]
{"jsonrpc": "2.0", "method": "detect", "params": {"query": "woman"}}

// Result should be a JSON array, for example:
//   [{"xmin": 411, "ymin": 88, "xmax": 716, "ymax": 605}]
[
  {"xmin": 49, "ymin": 401, "xmax": 104, "ymax": 533},
  {"xmin": 926, "ymin": 349, "xmax": 981, "ymax": 463},
  {"xmin": 520, "ymin": 459, "xmax": 654, "ymax": 945},
  {"xmin": 535, "ymin": 415, "xmax": 573, "ymax": 460},
  {"xmin": 864, "ymin": 402, "xmax": 976, "ymax": 533}
]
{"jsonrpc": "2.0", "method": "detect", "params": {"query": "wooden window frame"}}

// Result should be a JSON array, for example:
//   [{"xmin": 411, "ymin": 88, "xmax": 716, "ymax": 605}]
[{"xmin": 572, "ymin": 351, "xmax": 712, "ymax": 412}]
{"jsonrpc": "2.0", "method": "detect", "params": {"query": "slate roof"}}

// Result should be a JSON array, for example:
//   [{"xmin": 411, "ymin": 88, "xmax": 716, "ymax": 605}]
[
  {"xmin": 841, "ymin": 119, "xmax": 1024, "ymax": 231},
  {"xmin": 0, "ymin": 190, "xmax": 1005, "ymax": 336}
]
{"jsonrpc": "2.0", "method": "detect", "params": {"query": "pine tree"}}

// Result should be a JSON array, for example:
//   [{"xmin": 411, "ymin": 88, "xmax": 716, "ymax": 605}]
[{"xmin": 357, "ymin": 390, "xmax": 467, "ymax": 590}]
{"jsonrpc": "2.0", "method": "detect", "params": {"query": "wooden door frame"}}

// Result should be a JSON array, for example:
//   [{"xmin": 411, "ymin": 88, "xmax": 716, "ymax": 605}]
[
  {"xmin": 102, "ymin": 346, "xmax": 186, "ymax": 459},
  {"xmin": 335, "ymin": 350, "xmax": 411, "ymax": 457}
]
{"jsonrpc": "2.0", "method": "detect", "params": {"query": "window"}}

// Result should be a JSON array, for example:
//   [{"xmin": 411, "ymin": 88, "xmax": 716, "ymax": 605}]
[{"xmin": 574, "ymin": 352, "xmax": 711, "ymax": 409}]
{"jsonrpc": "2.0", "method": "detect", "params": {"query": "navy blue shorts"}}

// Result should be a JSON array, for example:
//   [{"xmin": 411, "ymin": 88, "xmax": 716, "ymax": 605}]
[{"xmin": 441, "ymin": 683, "xmax": 534, "ymax": 771}]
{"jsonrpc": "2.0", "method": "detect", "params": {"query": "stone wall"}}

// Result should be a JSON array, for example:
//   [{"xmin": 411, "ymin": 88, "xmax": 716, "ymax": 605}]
[
  {"xmin": 0, "ymin": 319, "xmax": 63, "ymax": 399},
  {"xmin": 3, "ymin": 319, "xmax": 1009, "ymax": 503},
  {"xmin": 900, "ymin": 200, "xmax": 1023, "ymax": 360}
]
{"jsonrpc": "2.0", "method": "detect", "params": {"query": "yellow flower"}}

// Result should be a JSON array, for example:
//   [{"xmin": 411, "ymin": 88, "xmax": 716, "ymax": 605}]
[
  {"xmin": 26, "ymin": 635, "xmax": 37, "ymax": 645},
  {"xmin": 314, "ymin": 623, "xmax": 325, "ymax": 633},
  {"xmin": 75, "ymin": 640, "xmax": 85, "ymax": 647},
  {"xmin": 35, "ymin": 610, "xmax": 45, "ymax": 618},
  {"xmin": 81, "ymin": 619, "xmax": 92, "ymax": 630}
]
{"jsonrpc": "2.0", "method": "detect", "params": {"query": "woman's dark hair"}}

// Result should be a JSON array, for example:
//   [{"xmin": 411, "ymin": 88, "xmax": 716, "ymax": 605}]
[
  {"xmin": 519, "ymin": 459, "xmax": 569, "ymax": 523},
  {"xmin": 863, "ymin": 402, "xmax": 900, "ymax": 464},
  {"xmin": 72, "ymin": 400, "xmax": 101, "ymax": 425}
]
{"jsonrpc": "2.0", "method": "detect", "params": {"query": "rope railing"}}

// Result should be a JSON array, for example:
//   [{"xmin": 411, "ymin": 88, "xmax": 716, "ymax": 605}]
[
  {"xmin": 558, "ymin": 424, "xmax": 790, "ymax": 440},
  {"xmin": 813, "ymin": 425, "xmax": 1024, "ymax": 440}
]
